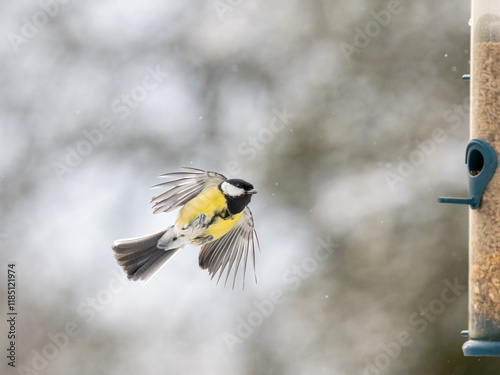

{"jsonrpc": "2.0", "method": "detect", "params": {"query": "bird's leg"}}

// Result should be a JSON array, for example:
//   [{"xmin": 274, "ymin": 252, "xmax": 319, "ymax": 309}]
[
  {"xmin": 184, "ymin": 214, "xmax": 213, "ymax": 244},
  {"xmin": 192, "ymin": 235, "xmax": 214, "ymax": 245},
  {"xmin": 184, "ymin": 213, "xmax": 207, "ymax": 230}
]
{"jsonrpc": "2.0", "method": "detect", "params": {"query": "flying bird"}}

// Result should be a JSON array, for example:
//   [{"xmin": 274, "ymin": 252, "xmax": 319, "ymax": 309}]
[{"xmin": 112, "ymin": 167, "xmax": 259, "ymax": 288}]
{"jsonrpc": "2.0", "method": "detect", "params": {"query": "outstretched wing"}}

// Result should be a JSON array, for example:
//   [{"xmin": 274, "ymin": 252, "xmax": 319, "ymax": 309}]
[
  {"xmin": 198, "ymin": 207, "xmax": 259, "ymax": 289},
  {"xmin": 150, "ymin": 167, "xmax": 226, "ymax": 214}
]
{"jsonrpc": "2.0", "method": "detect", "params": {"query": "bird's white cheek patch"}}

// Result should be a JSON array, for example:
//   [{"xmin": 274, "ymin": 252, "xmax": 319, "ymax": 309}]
[{"xmin": 221, "ymin": 181, "xmax": 245, "ymax": 197}]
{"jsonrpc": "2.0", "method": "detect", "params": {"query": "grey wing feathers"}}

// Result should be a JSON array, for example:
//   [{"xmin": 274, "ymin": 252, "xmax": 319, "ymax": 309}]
[
  {"xmin": 198, "ymin": 207, "xmax": 259, "ymax": 289},
  {"xmin": 150, "ymin": 167, "xmax": 226, "ymax": 214}
]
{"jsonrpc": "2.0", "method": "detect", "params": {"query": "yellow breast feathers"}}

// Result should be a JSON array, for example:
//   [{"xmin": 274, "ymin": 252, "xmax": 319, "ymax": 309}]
[{"xmin": 175, "ymin": 186, "xmax": 242, "ymax": 242}]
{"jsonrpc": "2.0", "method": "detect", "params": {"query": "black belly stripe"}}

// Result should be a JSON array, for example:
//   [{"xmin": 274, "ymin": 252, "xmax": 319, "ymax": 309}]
[{"xmin": 207, "ymin": 209, "xmax": 231, "ymax": 226}]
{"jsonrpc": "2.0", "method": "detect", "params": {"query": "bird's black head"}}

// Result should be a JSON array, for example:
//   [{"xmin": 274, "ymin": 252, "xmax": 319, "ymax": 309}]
[{"xmin": 219, "ymin": 179, "xmax": 257, "ymax": 214}]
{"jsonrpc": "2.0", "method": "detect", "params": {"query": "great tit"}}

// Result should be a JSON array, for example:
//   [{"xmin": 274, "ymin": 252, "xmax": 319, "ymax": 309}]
[{"xmin": 112, "ymin": 167, "xmax": 259, "ymax": 288}]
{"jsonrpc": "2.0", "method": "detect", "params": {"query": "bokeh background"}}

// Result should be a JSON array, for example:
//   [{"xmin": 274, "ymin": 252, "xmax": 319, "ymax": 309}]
[{"xmin": 1, "ymin": 0, "xmax": 496, "ymax": 374}]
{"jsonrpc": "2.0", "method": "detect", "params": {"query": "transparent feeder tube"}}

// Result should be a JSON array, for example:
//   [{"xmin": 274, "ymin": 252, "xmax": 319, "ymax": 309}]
[{"xmin": 469, "ymin": 0, "xmax": 500, "ymax": 341}]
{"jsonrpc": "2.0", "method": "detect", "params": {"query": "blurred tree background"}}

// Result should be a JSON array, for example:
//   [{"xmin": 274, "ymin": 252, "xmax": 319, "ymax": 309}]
[{"xmin": 1, "ymin": 0, "xmax": 496, "ymax": 374}]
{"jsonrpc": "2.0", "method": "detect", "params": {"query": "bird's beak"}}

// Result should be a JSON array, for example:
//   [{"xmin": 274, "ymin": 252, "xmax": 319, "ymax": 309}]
[{"xmin": 247, "ymin": 189, "xmax": 258, "ymax": 195}]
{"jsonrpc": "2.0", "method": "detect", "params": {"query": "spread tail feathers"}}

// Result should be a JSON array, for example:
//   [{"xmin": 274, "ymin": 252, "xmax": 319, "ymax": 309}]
[{"xmin": 112, "ymin": 228, "xmax": 180, "ymax": 284}]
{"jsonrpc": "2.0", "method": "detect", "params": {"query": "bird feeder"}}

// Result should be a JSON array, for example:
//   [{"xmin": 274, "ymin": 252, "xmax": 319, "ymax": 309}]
[{"xmin": 438, "ymin": 0, "xmax": 500, "ymax": 357}]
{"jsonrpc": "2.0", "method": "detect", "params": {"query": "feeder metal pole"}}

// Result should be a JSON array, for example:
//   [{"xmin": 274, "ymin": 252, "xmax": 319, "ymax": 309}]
[{"xmin": 465, "ymin": 0, "xmax": 500, "ymax": 356}]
